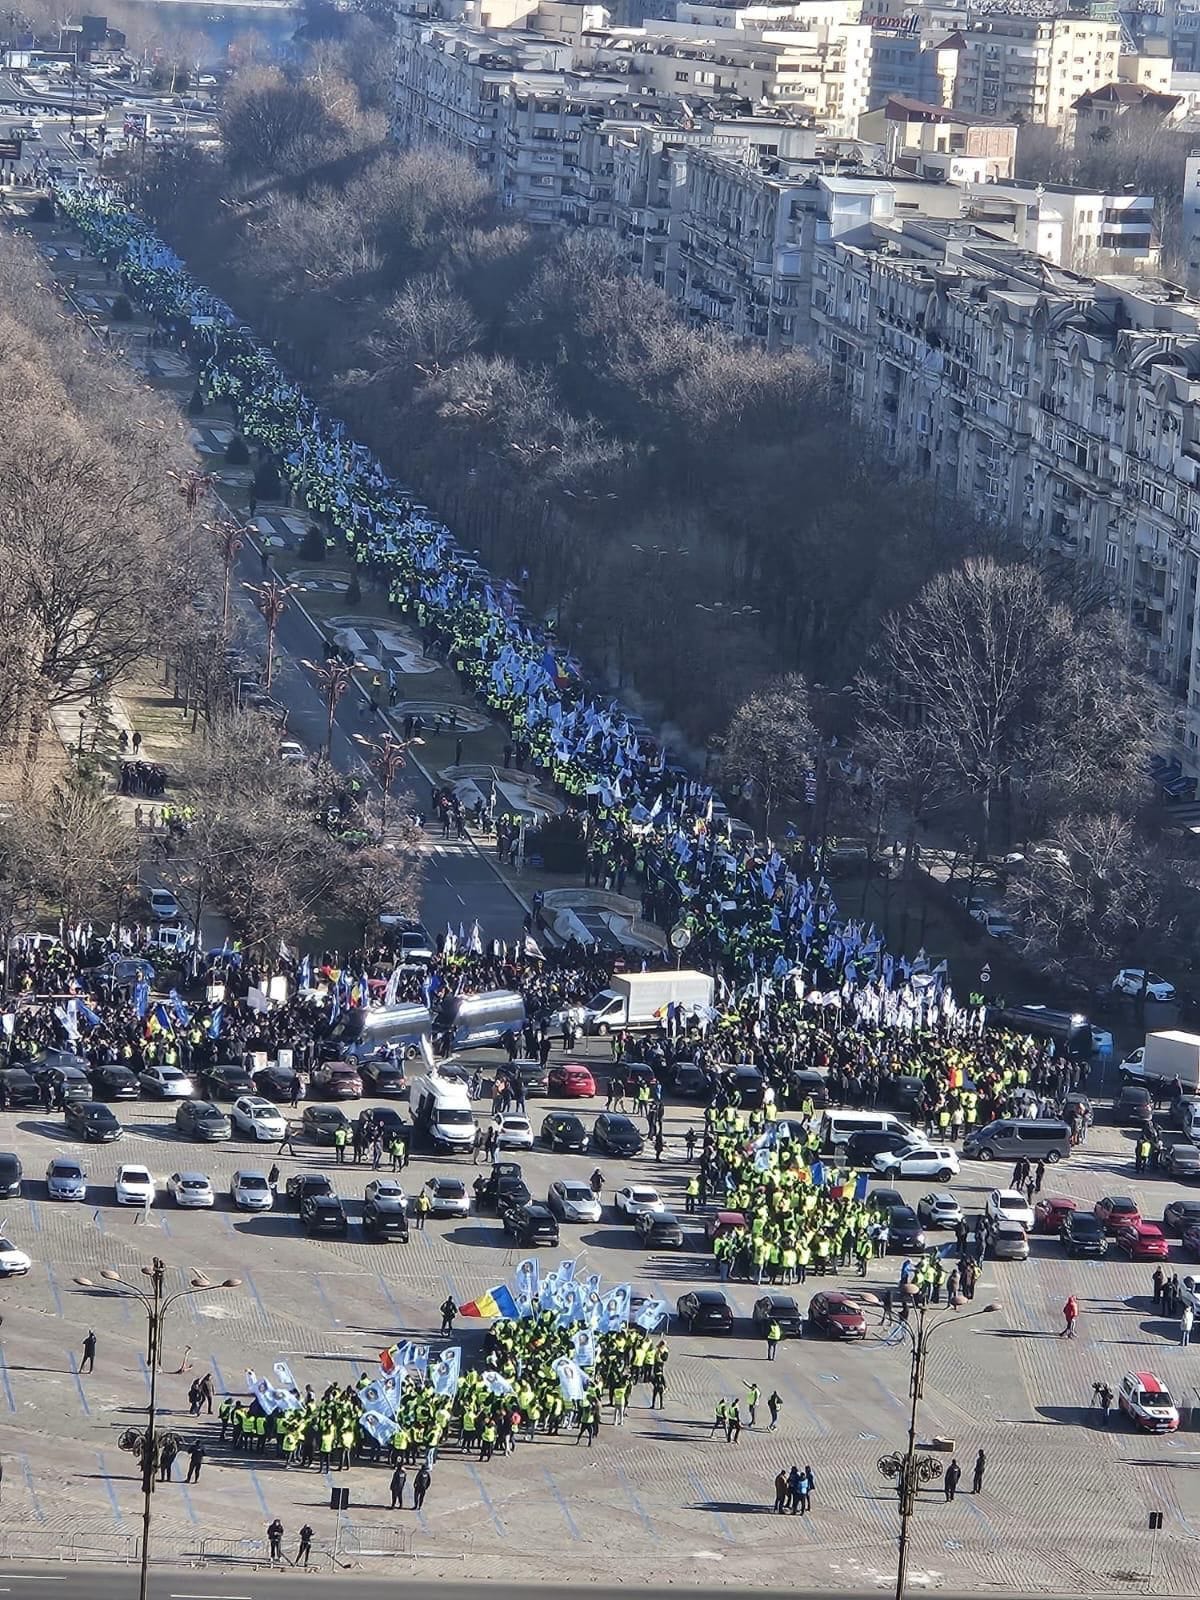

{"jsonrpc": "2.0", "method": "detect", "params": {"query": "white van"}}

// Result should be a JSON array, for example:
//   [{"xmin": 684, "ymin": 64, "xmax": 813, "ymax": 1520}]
[
  {"xmin": 410, "ymin": 1072, "xmax": 476, "ymax": 1152},
  {"xmin": 820, "ymin": 1110, "xmax": 914, "ymax": 1156}
]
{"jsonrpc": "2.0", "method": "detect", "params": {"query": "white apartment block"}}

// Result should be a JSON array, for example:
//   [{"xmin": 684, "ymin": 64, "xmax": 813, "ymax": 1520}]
[
  {"xmin": 953, "ymin": 15, "xmax": 1121, "ymax": 127},
  {"xmin": 810, "ymin": 230, "xmax": 1200, "ymax": 754}
]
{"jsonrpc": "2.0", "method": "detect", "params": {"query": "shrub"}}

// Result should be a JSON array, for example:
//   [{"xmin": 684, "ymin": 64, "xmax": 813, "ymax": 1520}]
[
  {"xmin": 225, "ymin": 435, "xmax": 250, "ymax": 465},
  {"xmin": 187, "ymin": 389, "xmax": 205, "ymax": 416},
  {"xmin": 346, "ymin": 573, "xmax": 362, "ymax": 606},
  {"xmin": 253, "ymin": 458, "xmax": 281, "ymax": 499},
  {"xmin": 299, "ymin": 524, "xmax": 325, "ymax": 561},
  {"xmin": 111, "ymin": 294, "xmax": 133, "ymax": 322}
]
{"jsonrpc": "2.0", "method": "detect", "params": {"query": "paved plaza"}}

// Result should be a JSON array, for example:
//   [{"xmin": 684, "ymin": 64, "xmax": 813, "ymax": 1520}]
[{"xmin": 0, "ymin": 1048, "xmax": 1194, "ymax": 1594}]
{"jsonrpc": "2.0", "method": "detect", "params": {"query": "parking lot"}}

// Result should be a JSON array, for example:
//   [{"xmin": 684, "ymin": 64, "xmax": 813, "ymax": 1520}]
[{"xmin": 1, "ymin": 1039, "xmax": 1200, "ymax": 1592}]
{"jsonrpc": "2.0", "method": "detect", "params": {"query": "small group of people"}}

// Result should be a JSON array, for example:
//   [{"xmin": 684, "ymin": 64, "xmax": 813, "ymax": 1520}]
[{"xmin": 772, "ymin": 1465, "xmax": 815, "ymax": 1514}]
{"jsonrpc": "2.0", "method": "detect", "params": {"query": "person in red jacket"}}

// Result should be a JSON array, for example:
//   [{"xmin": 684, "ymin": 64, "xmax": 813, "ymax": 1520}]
[{"xmin": 1060, "ymin": 1294, "xmax": 1079, "ymax": 1339}]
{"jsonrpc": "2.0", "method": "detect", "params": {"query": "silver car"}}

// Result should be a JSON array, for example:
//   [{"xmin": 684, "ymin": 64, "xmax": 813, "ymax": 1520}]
[
  {"xmin": 990, "ymin": 1220, "xmax": 1030, "ymax": 1261},
  {"xmin": 364, "ymin": 1179, "xmax": 407, "ymax": 1213},
  {"xmin": 424, "ymin": 1177, "xmax": 469, "ymax": 1217},
  {"xmin": 548, "ymin": 1179, "xmax": 602, "ymax": 1224},
  {"xmin": 231, "ymin": 1169, "xmax": 272, "ymax": 1211},
  {"xmin": 46, "ymin": 1157, "xmax": 86, "ymax": 1201}
]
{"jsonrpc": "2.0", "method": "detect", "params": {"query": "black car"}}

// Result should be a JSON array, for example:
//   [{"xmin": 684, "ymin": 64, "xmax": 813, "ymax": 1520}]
[
  {"xmin": 881, "ymin": 1075, "xmax": 925, "ymax": 1116},
  {"xmin": 363, "ymin": 1199, "xmax": 410, "ymax": 1241},
  {"xmin": 89, "ymin": 1063, "xmax": 141, "ymax": 1101},
  {"xmin": 1164, "ymin": 1199, "xmax": 1200, "ymax": 1235},
  {"xmin": 540, "ymin": 1112, "xmax": 588, "ymax": 1153},
  {"xmin": 287, "ymin": 1173, "xmax": 333, "ymax": 1210},
  {"xmin": 0, "ymin": 1152, "xmax": 22, "ymax": 1198},
  {"xmin": 359, "ymin": 1059, "xmax": 407, "ymax": 1097},
  {"xmin": 676, "ymin": 1289, "xmax": 734, "ymax": 1333},
  {"xmin": 1063, "ymin": 1091, "xmax": 1092, "ymax": 1125},
  {"xmin": 255, "ymin": 1064, "xmax": 299, "ymax": 1102},
  {"xmin": 499, "ymin": 1199, "xmax": 559, "ymax": 1246},
  {"xmin": 887, "ymin": 1206, "xmax": 926, "ymax": 1252},
  {"xmin": 64, "ymin": 1100, "xmax": 123, "ymax": 1142},
  {"xmin": 175, "ymin": 1100, "xmax": 231, "ymax": 1141},
  {"xmin": 30, "ymin": 1063, "xmax": 92, "ymax": 1103},
  {"xmin": 723, "ymin": 1065, "xmax": 765, "ymax": 1109},
  {"xmin": 303, "ymin": 1106, "xmax": 351, "ymax": 1146},
  {"xmin": 1112, "ymin": 1084, "xmax": 1154, "ymax": 1126},
  {"xmin": 474, "ymin": 1162, "xmax": 530, "ymax": 1211},
  {"xmin": 201, "ymin": 1065, "xmax": 256, "ymax": 1101},
  {"xmin": 619, "ymin": 1063, "xmax": 659, "ymax": 1090},
  {"xmin": 668, "ymin": 1062, "xmax": 711, "ymax": 1099},
  {"xmin": 871, "ymin": 1188, "xmax": 905, "ymax": 1215},
  {"xmin": 634, "ymin": 1209, "xmax": 685, "ymax": 1247},
  {"xmin": 786, "ymin": 1070, "xmax": 830, "ymax": 1111},
  {"xmin": 1061, "ymin": 1212, "xmax": 1108, "ymax": 1257},
  {"xmin": 752, "ymin": 1294, "xmax": 803, "ymax": 1336},
  {"xmin": 511, "ymin": 1060, "xmax": 549, "ymax": 1096},
  {"xmin": 845, "ymin": 1129, "xmax": 912, "ymax": 1168},
  {"xmin": 303, "ymin": 1196, "xmax": 349, "ymax": 1237},
  {"xmin": 357, "ymin": 1108, "xmax": 410, "ymax": 1146},
  {"xmin": 0, "ymin": 1068, "xmax": 41, "ymax": 1109},
  {"xmin": 592, "ymin": 1113, "xmax": 644, "ymax": 1157}
]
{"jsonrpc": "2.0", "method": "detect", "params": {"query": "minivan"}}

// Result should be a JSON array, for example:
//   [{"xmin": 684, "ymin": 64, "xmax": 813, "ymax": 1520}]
[
  {"xmin": 961, "ymin": 1118, "xmax": 1072, "ymax": 1163},
  {"xmin": 820, "ymin": 1110, "xmax": 913, "ymax": 1156}
]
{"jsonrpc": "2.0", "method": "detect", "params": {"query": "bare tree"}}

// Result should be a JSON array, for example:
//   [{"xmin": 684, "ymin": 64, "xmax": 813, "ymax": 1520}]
[
  {"xmin": 328, "ymin": 842, "xmax": 422, "ymax": 947},
  {"xmin": 722, "ymin": 674, "xmax": 816, "ymax": 839}
]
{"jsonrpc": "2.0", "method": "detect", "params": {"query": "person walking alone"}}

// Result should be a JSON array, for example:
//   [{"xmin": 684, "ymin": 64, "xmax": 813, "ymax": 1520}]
[
  {"xmin": 80, "ymin": 1331, "xmax": 97, "ymax": 1374},
  {"xmin": 1059, "ymin": 1295, "xmax": 1079, "ymax": 1339},
  {"xmin": 971, "ymin": 1448, "xmax": 986, "ymax": 1494},
  {"xmin": 943, "ymin": 1459, "xmax": 961, "ymax": 1501},
  {"xmin": 390, "ymin": 1464, "xmax": 407, "ymax": 1509},
  {"xmin": 413, "ymin": 1464, "xmax": 431, "ymax": 1511}
]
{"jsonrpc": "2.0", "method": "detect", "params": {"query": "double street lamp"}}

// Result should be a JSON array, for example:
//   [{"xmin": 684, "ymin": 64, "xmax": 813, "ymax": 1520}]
[
  {"xmin": 73, "ymin": 1260, "xmax": 241, "ymax": 1600},
  {"xmin": 302, "ymin": 656, "xmax": 360, "ymax": 759},
  {"xmin": 242, "ymin": 577, "xmax": 298, "ymax": 692},
  {"xmin": 353, "ymin": 729, "xmax": 424, "ymax": 836},
  {"xmin": 877, "ymin": 1297, "xmax": 1002, "ymax": 1600},
  {"xmin": 207, "ymin": 519, "xmax": 246, "ymax": 629}
]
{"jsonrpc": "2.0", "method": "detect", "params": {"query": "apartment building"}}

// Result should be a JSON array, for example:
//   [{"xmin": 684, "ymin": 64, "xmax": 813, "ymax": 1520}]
[
  {"xmin": 810, "ymin": 228, "xmax": 1200, "ymax": 753},
  {"xmin": 858, "ymin": 94, "xmax": 1018, "ymax": 180},
  {"xmin": 960, "ymin": 180, "xmax": 1160, "ymax": 270},
  {"xmin": 953, "ymin": 15, "xmax": 1121, "ymax": 127}
]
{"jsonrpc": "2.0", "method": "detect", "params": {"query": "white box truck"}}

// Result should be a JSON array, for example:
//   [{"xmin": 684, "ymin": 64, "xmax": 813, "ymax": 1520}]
[
  {"xmin": 1120, "ymin": 1030, "xmax": 1200, "ymax": 1093},
  {"xmin": 409, "ymin": 1072, "xmax": 476, "ymax": 1152},
  {"xmin": 581, "ymin": 970, "xmax": 715, "ymax": 1035}
]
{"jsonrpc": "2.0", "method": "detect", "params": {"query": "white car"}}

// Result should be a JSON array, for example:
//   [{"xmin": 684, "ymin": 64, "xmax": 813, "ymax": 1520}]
[
  {"xmin": 363, "ymin": 1178, "xmax": 407, "ymax": 1212},
  {"xmin": 614, "ymin": 1184, "xmax": 666, "ymax": 1218},
  {"xmin": 969, "ymin": 907, "xmax": 1016, "ymax": 940},
  {"xmin": 873, "ymin": 1144, "xmax": 960, "ymax": 1180},
  {"xmin": 279, "ymin": 740, "xmax": 306, "ymax": 764},
  {"xmin": 139, "ymin": 1063, "xmax": 195, "ymax": 1099},
  {"xmin": 115, "ymin": 1164, "xmax": 156, "ymax": 1207},
  {"xmin": 548, "ymin": 1179, "xmax": 602, "ymax": 1223},
  {"xmin": 146, "ymin": 887, "xmax": 181, "ymax": 921},
  {"xmin": 916, "ymin": 1190, "xmax": 962, "ymax": 1228},
  {"xmin": 167, "ymin": 1171, "xmax": 214, "ymax": 1208},
  {"xmin": 423, "ymin": 1176, "xmax": 470, "ymax": 1217},
  {"xmin": 985, "ymin": 1188, "xmax": 1035, "ymax": 1230},
  {"xmin": 231, "ymin": 1096, "xmax": 286, "ymax": 1141},
  {"xmin": 489, "ymin": 1114, "xmax": 534, "ymax": 1150},
  {"xmin": 0, "ymin": 1236, "xmax": 32, "ymax": 1277},
  {"xmin": 1119, "ymin": 1371, "xmax": 1179, "ymax": 1434},
  {"xmin": 1112, "ymin": 968, "xmax": 1176, "ymax": 1002},
  {"xmin": 231, "ymin": 1169, "xmax": 273, "ymax": 1211}
]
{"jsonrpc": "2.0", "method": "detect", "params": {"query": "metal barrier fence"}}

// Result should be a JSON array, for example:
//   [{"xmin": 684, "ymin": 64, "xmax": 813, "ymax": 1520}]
[
  {"xmin": 336, "ymin": 1525, "xmax": 414, "ymax": 1558},
  {"xmin": 0, "ymin": 1531, "xmax": 139, "ymax": 1563}
]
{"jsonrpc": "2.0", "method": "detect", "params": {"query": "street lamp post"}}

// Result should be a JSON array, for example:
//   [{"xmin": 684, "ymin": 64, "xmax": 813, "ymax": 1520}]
[
  {"xmin": 301, "ymin": 656, "xmax": 360, "ymax": 759},
  {"xmin": 209, "ymin": 519, "xmax": 246, "ymax": 629},
  {"xmin": 72, "ymin": 1262, "xmax": 240, "ymax": 1600},
  {"xmin": 877, "ymin": 1299, "xmax": 1001, "ymax": 1600},
  {"xmin": 352, "ymin": 730, "xmax": 424, "ymax": 836},
  {"xmin": 243, "ymin": 578, "xmax": 298, "ymax": 692}
]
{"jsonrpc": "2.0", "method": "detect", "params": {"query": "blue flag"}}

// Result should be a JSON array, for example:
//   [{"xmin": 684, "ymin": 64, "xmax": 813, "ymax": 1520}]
[
  {"xmin": 132, "ymin": 980, "xmax": 149, "ymax": 1020},
  {"xmin": 207, "ymin": 1005, "xmax": 223, "ymax": 1039},
  {"xmin": 854, "ymin": 1171, "xmax": 870, "ymax": 1202}
]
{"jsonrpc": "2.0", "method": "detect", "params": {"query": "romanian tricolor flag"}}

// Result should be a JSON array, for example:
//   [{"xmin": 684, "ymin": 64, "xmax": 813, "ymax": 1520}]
[{"xmin": 458, "ymin": 1284, "xmax": 519, "ymax": 1319}]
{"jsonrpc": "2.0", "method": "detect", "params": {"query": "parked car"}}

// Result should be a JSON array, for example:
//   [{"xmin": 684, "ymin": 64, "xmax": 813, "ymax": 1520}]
[
  {"xmin": 546, "ymin": 1062, "xmax": 596, "ymax": 1098},
  {"xmin": 64, "ymin": 1101, "xmax": 122, "ymax": 1142},
  {"xmin": 423, "ymin": 1176, "xmax": 470, "ymax": 1217},
  {"xmin": 1112, "ymin": 1085, "xmax": 1154, "ymax": 1127},
  {"xmin": 1180, "ymin": 1222, "xmax": 1200, "ymax": 1260},
  {"xmin": 547, "ymin": 1179, "xmax": 601, "ymax": 1223},
  {"xmin": 88, "ymin": 1063, "xmax": 140, "ymax": 1101},
  {"xmin": 875, "ymin": 1144, "xmax": 959, "ymax": 1181},
  {"xmin": 675, "ymin": 1289, "xmax": 734, "ymax": 1334},
  {"xmin": 499, "ymin": 1199, "xmax": 559, "ymax": 1246},
  {"xmin": 614, "ymin": 1184, "xmax": 665, "ymax": 1218},
  {"xmin": 473, "ymin": 1162, "xmax": 530, "ymax": 1211},
  {"xmin": 30, "ymin": 1062, "xmax": 91, "ymax": 1103},
  {"xmin": 1112, "ymin": 969, "xmax": 1176, "ymax": 1002},
  {"xmin": 751, "ymin": 1294, "xmax": 803, "ymax": 1337},
  {"xmin": 916, "ymin": 1191, "xmax": 962, "ymax": 1228},
  {"xmin": 591, "ymin": 1113, "xmax": 644, "ymax": 1157},
  {"xmin": 667, "ymin": 1062, "xmax": 711, "ymax": 1100},
  {"xmin": 489, "ymin": 1114, "xmax": 534, "ymax": 1151},
  {"xmin": 145, "ymin": 886, "xmax": 181, "ymax": 922},
  {"xmin": 45, "ymin": 1156, "xmax": 86, "ymax": 1200},
  {"xmin": 363, "ymin": 1184, "xmax": 410, "ymax": 1241},
  {"xmin": 359, "ymin": 1059, "xmax": 406, "ymax": 1097},
  {"xmin": 167, "ymin": 1171, "xmax": 214, "ymax": 1208},
  {"xmin": 634, "ymin": 1209, "xmax": 684, "ymax": 1247},
  {"xmin": 200, "ymin": 1065, "xmax": 256, "ymax": 1101},
  {"xmin": 0, "ymin": 1069, "xmax": 42, "ymax": 1109},
  {"xmin": 1116, "ymin": 1221, "xmax": 1169, "ymax": 1260},
  {"xmin": 230, "ymin": 1171, "xmax": 272, "ymax": 1203},
  {"xmin": 175, "ymin": 1100, "xmax": 231, "ymax": 1141},
  {"xmin": 1164, "ymin": 1199, "xmax": 1200, "ymax": 1235},
  {"xmin": 807, "ymin": 1289, "xmax": 869, "ymax": 1339},
  {"xmin": 231, "ymin": 1096, "xmax": 286, "ymax": 1142},
  {"xmin": 0, "ymin": 1152, "xmax": 21, "ymax": 1198},
  {"xmin": 304, "ymin": 1196, "xmax": 349, "ymax": 1237},
  {"xmin": 286, "ymin": 1173, "xmax": 333, "ymax": 1211},
  {"xmin": 115, "ymin": 1164, "xmax": 156, "ymax": 1207},
  {"xmin": 1095, "ymin": 1195, "xmax": 1141, "ymax": 1232},
  {"xmin": 1033, "ymin": 1195, "xmax": 1078, "ymax": 1234},
  {"xmin": 1061, "ymin": 1212, "xmax": 1107, "ymax": 1256},
  {"xmin": 302, "ymin": 1106, "xmax": 351, "ymax": 1147},
  {"xmin": 1118, "ymin": 1370, "xmax": 1179, "ymax": 1432},
  {"xmin": 310, "ymin": 1062, "xmax": 364, "ymax": 1100},
  {"xmin": 990, "ymin": 1220, "xmax": 1029, "ymax": 1261},
  {"xmin": 986, "ymin": 1188, "xmax": 1035, "ymax": 1231},
  {"xmin": 139, "ymin": 1064, "xmax": 194, "ymax": 1100},
  {"xmin": 254, "ymin": 1063, "xmax": 299, "ymax": 1102},
  {"xmin": 1169, "ymin": 1144, "xmax": 1200, "ymax": 1180},
  {"xmin": 540, "ymin": 1113, "xmax": 588, "ymax": 1153},
  {"xmin": 886, "ymin": 1206, "xmax": 926, "ymax": 1251},
  {"xmin": 0, "ymin": 1235, "xmax": 31, "ymax": 1277}
]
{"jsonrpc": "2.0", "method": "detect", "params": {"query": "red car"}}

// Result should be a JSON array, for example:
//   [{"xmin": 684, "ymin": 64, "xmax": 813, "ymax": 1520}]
[
  {"xmin": 1116, "ymin": 1221, "xmax": 1169, "ymax": 1260},
  {"xmin": 807, "ymin": 1290, "xmax": 868, "ymax": 1340},
  {"xmin": 547, "ymin": 1063, "xmax": 596, "ymax": 1098},
  {"xmin": 1034, "ymin": 1195, "xmax": 1078, "ymax": 1234},
  {"xmin": 1095, "ymin": 1196, "xmax": 1141, "ymax": 1233}
]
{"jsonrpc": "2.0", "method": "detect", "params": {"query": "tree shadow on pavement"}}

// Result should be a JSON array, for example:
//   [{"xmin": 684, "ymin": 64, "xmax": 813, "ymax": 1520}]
[
  {"xmin": 689, "ymin": 1500, "xmax": 775, "ymax": 1515},
  {"xmin": 1034, "ymin": 1404, "xmax": 1103, "ymax": 1426}
]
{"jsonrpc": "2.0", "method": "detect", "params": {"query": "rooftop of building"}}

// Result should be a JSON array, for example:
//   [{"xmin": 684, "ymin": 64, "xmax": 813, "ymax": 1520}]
[
  {"xmin": 1071, "ymin": 81, "xmax": 1182, "ymax": 111},
  {"xmin": 879, "ymin": 92, "xmax": 1004, "ymax": 124}
]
